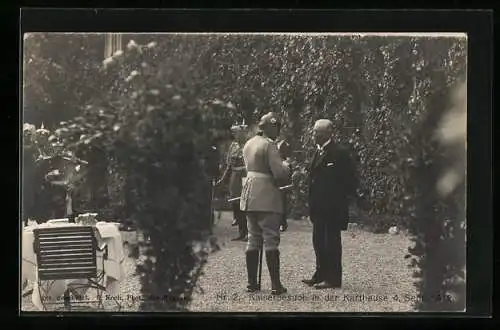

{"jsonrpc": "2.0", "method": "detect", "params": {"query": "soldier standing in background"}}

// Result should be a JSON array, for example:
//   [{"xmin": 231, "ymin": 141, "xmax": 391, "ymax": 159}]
[
  {"xmin": 216, "ymin": 123, "xmax": 249, "ymax": 241},
  {"xmin": 240, "ymin": 112, "xmax": 291, "ymax": 295}
]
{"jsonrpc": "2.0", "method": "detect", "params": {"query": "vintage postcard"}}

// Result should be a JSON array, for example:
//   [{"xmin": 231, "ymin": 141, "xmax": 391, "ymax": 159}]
[{"xmin": 21, "ymin": 28, "xmax": 468, "ymax": 313}]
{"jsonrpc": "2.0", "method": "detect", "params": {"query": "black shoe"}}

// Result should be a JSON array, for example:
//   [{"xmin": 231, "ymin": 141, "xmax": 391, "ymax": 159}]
[
  {"xmin": 314, "ymin": 281, "xmax": 341, "ymax": 289},
  {"xmin": 266, "ymin": 250, "xmax": 287, "ymax": 296},
  {"xmin": 247, "ymin": 284, "xmax": 260, "ymax": 293},
  {"xmin": 241, "ymin": 235, "xmax": 248, "ymax": 242},
  {"xmin": 246, "ymin": 250, "xmax": 260, "ymax": 292},
  {"xmin": 271, "ymin": 286, "xmax": 288, "ymax": 295},
  {"xmin": 302, "ymin": 278, "xmax": 322, "ymax": 287},
  {"xmin": 231, "ymin": 219, "xmax": 238, "ymax": 226}
]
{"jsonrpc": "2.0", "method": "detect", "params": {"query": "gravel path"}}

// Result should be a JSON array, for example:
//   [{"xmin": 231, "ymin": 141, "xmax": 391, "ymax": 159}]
[{"xmin": 187, "ymin": 211, "xmax": 418, "ymax": 312}]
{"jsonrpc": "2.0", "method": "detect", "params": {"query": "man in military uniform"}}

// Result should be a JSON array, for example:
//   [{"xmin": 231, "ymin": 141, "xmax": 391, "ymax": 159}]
[
  {"xmin": 302, "ymin": 119, "xmax": 358, "ymax": 289},
  {"xmin": 240, "ymin": 112, "xmax": 290, "ymax": 295},
  {"xmin": 217, "ymin": 124, "xmax": 248, "ymax": 241}
]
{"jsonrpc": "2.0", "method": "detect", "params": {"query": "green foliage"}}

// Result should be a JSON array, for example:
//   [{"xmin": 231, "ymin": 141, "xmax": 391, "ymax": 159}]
[
  {"xmin": 23, "ymin": 33, "xmax": 103, "ymax": 128},
  {"xmin": 23, "ymin": 33, "xmax": 158, "ymax": 129}
]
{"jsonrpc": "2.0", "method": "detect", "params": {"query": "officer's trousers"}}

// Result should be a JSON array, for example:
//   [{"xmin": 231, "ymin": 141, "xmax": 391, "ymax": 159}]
[
  {"xmin": 232, "ymin": 201, "xmax": 248, "ymax": 236},
  {"xmin": 246, "ymin": 211, "xmax": 281, "ymax": 252}
]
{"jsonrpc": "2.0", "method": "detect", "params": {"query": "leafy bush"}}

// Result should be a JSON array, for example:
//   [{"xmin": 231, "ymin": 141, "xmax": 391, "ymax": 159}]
[
  {"xmin": 55, "ymin": 39, "xmax": 231, "ymax": 310},
  {"xmin": 23, "ymin": 34, "xmax": 102, "ymax": 129},
  {"xmin": 23, "ymin": 33, "xmax": 160, "ymax": 129},
  {"xmin": 405, "ymin": 78, "xmax": 466, "ymax": 311}
]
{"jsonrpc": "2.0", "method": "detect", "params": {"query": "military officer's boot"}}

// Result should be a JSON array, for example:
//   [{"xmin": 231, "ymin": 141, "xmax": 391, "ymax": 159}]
[
  {"xmin": 265, "ymin": 250, "xmax": 287, "ymax": 295},
  {"xmin": 246, "ymin": 250, "xmax": 260, "ymax": 292}
]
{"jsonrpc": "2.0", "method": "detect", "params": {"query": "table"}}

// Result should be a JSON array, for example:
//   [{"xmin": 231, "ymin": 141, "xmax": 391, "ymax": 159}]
[{"xmin": 22, "ymin": 220, "xmax": 125, "ymax": 310}]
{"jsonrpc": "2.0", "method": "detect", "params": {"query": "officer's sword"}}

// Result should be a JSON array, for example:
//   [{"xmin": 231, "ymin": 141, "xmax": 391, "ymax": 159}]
[
  {"xmin": 227, "ymin": 184, "xmax": 294, "ymax": 203},
  {"xmin": 258, "ymin": 241, "xmax": 263, "ymax": 289}
]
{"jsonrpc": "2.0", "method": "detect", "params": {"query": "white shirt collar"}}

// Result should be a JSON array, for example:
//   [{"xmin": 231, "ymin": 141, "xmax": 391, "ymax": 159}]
[{"xmin": 317, "ymin": 139, "xmax": 331, "ymax": 151}]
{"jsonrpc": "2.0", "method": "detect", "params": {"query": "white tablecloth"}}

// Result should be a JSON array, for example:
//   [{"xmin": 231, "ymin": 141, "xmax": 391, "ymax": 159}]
[{"xmin": 22, "ymin": 221, "xmax": 125, "ymax": 310}]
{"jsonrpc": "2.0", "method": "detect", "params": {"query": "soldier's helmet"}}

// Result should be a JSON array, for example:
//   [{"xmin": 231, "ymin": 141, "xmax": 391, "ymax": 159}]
[
  {"xmin": 230, "ymin": 121, "xmax": 248, "ymax": 133},
  {"xmin": 258, "ymin": 112, "xmax": 280, "ymax": 129}
]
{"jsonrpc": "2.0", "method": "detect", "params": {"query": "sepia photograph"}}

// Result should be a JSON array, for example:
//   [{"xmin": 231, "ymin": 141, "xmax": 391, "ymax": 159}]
[{"xmin": 21, "ymin": 31, "xmax": 467, "ymax": 313}]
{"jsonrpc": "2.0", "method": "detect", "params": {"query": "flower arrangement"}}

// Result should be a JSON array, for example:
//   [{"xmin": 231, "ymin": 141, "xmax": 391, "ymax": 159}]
[{"xmin": 75, "ymin": 212, "xmax": 98, "ymax": 226}]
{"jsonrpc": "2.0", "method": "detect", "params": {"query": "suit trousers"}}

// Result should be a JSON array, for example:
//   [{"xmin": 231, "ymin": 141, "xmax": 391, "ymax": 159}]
[
  {"xmin": 246, "ymin": 211, "xmax": 281, "ymax": 252},
  {"xmin": 311, "ymin": 218, "xmax": 342, "ymax": 285}
]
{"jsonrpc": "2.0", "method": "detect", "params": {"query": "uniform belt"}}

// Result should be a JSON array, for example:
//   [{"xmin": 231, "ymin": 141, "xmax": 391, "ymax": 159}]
[
  {"xmin": 232, "ymin": 166, "xmax": 246, "ymax": 171},
  {"xmin": 246, "ymin": 171, "xmax": 272, "ymax": 178}
]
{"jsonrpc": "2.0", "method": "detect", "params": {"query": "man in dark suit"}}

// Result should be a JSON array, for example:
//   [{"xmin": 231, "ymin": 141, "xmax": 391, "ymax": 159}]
[{"xmin": 302, "ymin": 119, "xmax": 358, "ymax": 289}]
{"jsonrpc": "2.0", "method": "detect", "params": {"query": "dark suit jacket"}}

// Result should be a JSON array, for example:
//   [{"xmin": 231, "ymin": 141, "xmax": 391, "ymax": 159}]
[{"xmin": 307, "ymin": 142, "xmax": 357, "ymax": 229}]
